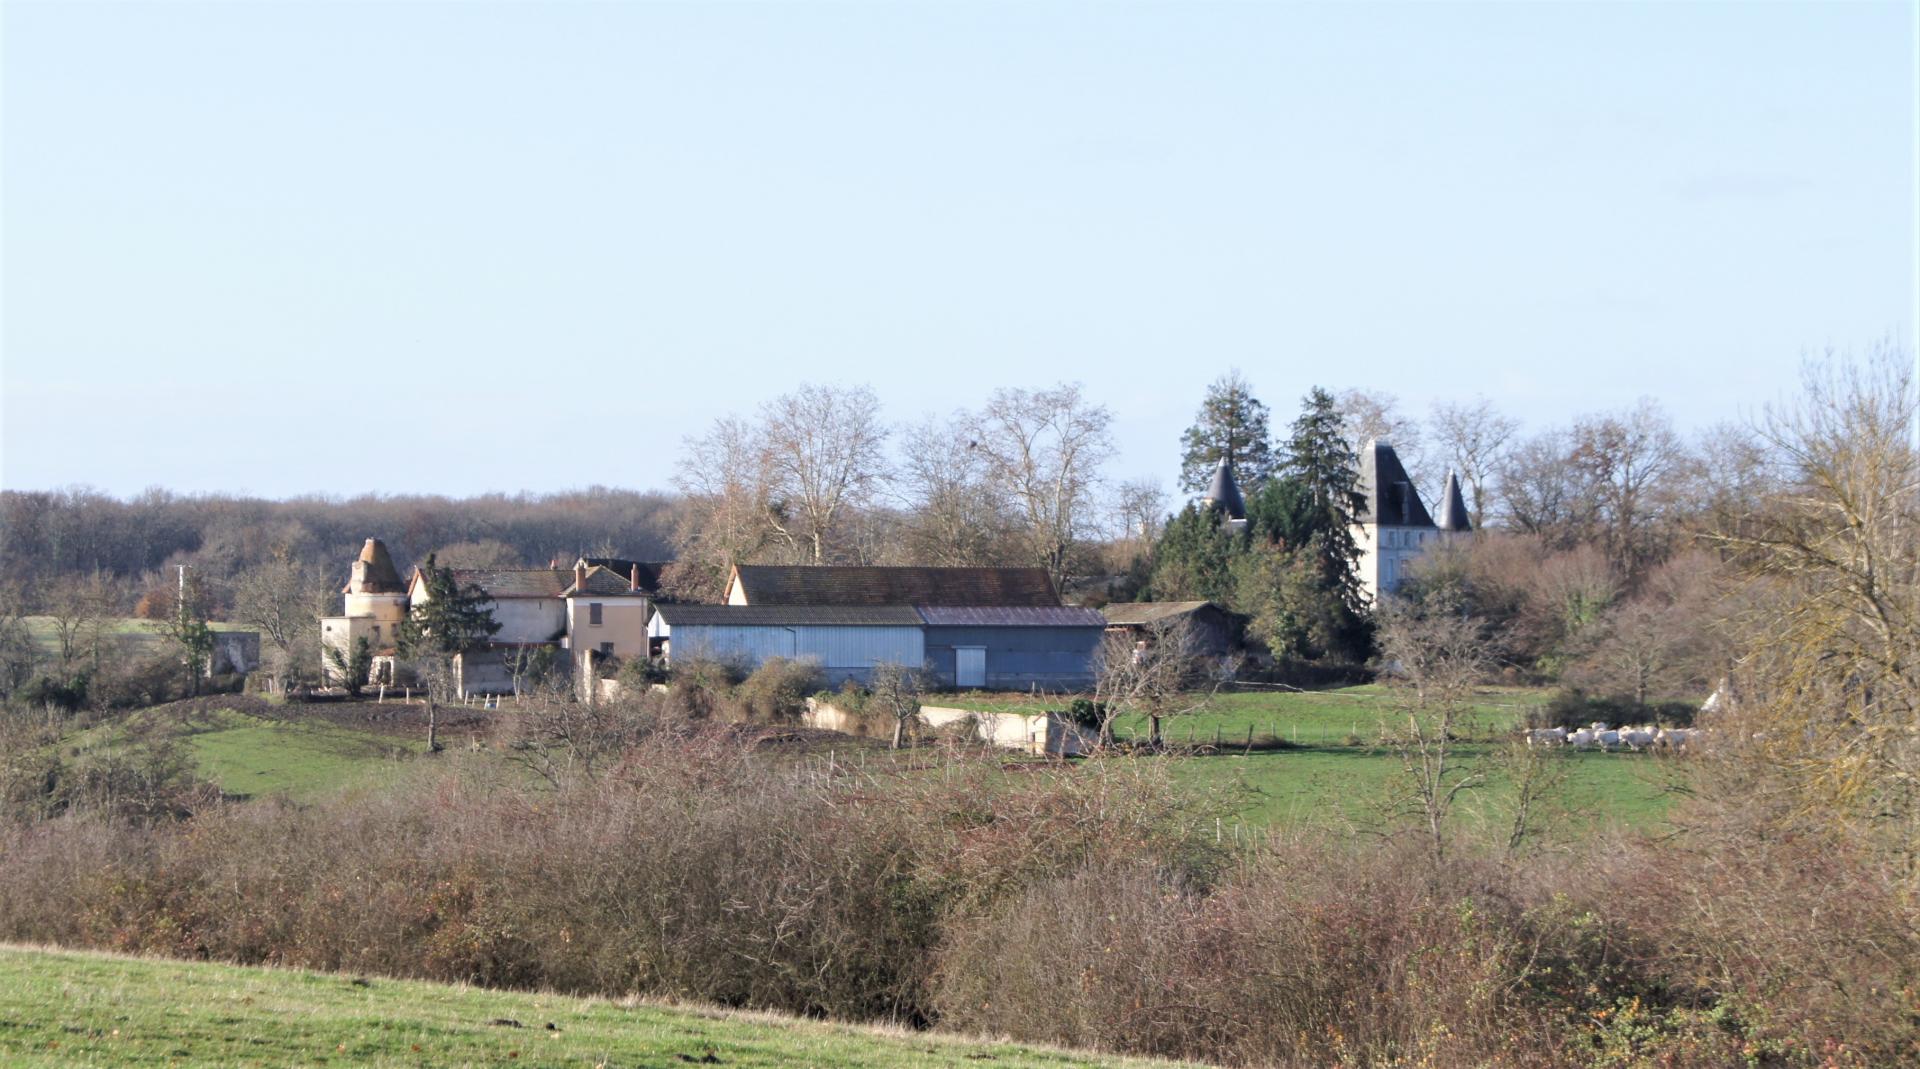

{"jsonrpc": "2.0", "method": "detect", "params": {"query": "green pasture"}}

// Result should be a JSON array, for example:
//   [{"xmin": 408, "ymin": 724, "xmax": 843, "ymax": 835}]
[
  {"xmin": 22, "ymin": 615, "xmax": 249, "ymax": 662},
  {"xmin": 60, "ymin": 706, "xmax": 423, "ymax": 800},
  {"xmin": 0, "ymin": 945, "xmax": 1194, "ymax": 1068},
  {"xmin": 1170, "ymin": 744, "xmax": 1681, "ymax": 836}
]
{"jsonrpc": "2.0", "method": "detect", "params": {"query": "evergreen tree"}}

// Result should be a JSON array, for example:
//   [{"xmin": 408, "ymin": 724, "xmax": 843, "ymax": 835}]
[
  {"xmin": 1278, "ymin": 387, "xmax": 1369, "ymax": 618},
  {"xmin": 395, "ymin": 554, "xmax": 501, "ymax": 712},
  {"xmin": 1178, "ymin": 371, "xmax": 1277, "ymax": 493},
  {"xmin": 1148, "ymin": 504, "xmax": 1237, "ymax": 603}
]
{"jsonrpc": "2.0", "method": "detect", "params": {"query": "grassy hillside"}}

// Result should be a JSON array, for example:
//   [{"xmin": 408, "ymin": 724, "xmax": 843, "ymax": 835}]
[{"xmin": 0, "ymin": 945, "xmax": 1196, "ymax": 1068}]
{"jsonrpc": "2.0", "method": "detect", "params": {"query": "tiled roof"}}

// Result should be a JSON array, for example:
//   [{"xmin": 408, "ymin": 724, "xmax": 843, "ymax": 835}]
[
  {"xmin": 916, "ymin": 605, "xmax": 1107, "ymax": 628},
  {"xmin": 563, "ymin": 565, "xmax": 655, "ymax": 597},
  {"xmin": 343, "ymin": 538, "xmax": 406, "ymax": 595},
  {"xmin": 653, "ymin": 604, "xmax": 926, "ymax": 627},
  {"xmin": 1099, "ymin": 601, "xmax": 1220, "ymax": 626},
  {"xmin": 730, "ymin": 565, "xmax": 1061, "ymax": 607},
  {"xmin": 578, "ymin": 559, "xmax": 672, "ymax": 594},
  {"xmin": 1356, "ymin": 440, "xmax": 1435, "ymax": 528}
]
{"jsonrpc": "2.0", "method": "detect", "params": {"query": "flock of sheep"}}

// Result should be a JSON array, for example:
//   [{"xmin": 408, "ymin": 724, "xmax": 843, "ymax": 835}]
[{"xmin": 1526, "ymin": 723, "xmax": 1705, "ymax": 751}]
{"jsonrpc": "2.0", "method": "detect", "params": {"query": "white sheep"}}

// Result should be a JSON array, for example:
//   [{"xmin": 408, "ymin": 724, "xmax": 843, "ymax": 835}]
[
  {"xmin": 1528, "ymin": 727, "xmax": 1568, "ymax": 747},
  {"xmin": 1620, "ymin": 727, "xmax": 1658, "ymax": 750}
]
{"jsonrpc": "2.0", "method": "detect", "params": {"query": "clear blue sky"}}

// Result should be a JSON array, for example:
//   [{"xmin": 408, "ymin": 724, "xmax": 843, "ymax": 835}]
[{"xmin": 3, "ymin": 1, "xmax": 1913, "ymax": 498}]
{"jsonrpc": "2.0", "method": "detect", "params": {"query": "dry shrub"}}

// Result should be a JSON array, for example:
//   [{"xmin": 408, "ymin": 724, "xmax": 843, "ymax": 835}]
[
  {"xmin": 934, "ymin": 840, "xmax": 1590, "ymax": 1068},
  {"xmin": 732, "ymin": 658, "xmax": 823, "ymax": 724},
  {"xmin": 1589, "ymin": 828, "xmax": 1920, "ymax": 1066},
  {"xmin": 0, "ymin": 732, "xmax": 1206, "ymax": 1027},
  {"xmin": 661, "ymin": 657, "xmax": 741, "ymax": 720}
]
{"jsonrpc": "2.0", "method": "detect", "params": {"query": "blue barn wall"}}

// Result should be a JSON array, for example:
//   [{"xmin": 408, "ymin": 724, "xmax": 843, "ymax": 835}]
[
  {"xmin": 922, "ymin": 626, "xmax": 1101, "ymax": 690},
  {"xmin": 669, "ymin": 624, "xmax": 924, "ymax": 686}
]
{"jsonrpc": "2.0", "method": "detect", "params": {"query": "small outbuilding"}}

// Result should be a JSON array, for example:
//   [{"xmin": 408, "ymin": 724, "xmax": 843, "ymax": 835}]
[{"xmin": 1099, "ymin": 600, "xmax": 1244, "ymax": 658}]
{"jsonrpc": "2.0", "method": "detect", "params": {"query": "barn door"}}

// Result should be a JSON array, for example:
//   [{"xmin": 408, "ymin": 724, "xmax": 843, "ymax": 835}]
[{"xmin": 956, "ymin": 647, "xmax": 986, "ymax": 688}]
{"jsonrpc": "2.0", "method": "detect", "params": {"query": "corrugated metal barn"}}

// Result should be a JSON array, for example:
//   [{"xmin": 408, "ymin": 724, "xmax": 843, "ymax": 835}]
[
  {"xmin": 919, "ymin": 606, "xmax": 1106, "ymax": 689},
  {"xmin": 655, "ymin": 565, "xmax": 1107, "ymax": 690},
  {"xmin": 650, "ymin": 604, "xmax": 926, "ymax": 687}
]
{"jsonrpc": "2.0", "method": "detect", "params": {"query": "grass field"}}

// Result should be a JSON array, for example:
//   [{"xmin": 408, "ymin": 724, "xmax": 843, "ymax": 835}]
[
  {"xmin": 23, "ymin": 616, "xmax": 249, "ymax": 662},
  {"xmin": 61, "ymin": 705, "xmax": 426, "ymax": 800},
  {"xmin": 936, "ymin": 683, "xmax": 1673, "ymax": 836},
  {"xmin": 0, "ymin": 945, "xmax": 1195, "ymax": 1068},
  {"xmin": 1169, "ymin": 744, "xmax": 1681, "ymax": 832}
]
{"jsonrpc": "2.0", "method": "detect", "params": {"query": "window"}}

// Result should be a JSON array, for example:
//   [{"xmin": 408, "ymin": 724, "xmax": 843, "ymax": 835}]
[
  {"xmin": 589, "ymin": 603, "xmax": 603, "ymax": 626},
  {"xmin": 599, "ymin": 642, "xmax": 614, "ymax": 656}
]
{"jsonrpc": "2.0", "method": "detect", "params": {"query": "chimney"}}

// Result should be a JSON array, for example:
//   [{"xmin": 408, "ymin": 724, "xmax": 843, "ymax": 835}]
[
  {"xmin": 574, "ymin": 560, "xmax": 587, "ymax": 590},
  {"xmin": 629, "ymin": 563, "xmax": 640, "ymax": 592}
]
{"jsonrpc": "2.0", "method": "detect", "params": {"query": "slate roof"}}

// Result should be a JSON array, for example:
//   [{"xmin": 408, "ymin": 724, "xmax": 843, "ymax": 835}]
[
  {"xmin": 441, "ymin": 569, "xmax": 573, "ymax": 599},
  {"xmin": 1203, "ymin": 459, "xmax": 1246, "ymax": 520},
  {"xmin": 1355, "ymin": 440, "xmax": 1434, "ymax": 528},
  {"xmin": 1435, "ymin": 472, "xmax": 1472, "ymax": 533},
  {"xmin": 728, "ymin": 565, "xmax": 1061, "ymax": 608},
  {"xmin": 1099, "ymin": 601, "xmax": 1222, "ymax": 626},
  {"xmin": 916, "ymin": 606, "xmax": 1107, "ymax": 628},
  {"xmin": 653, "ymin": 604, "xmax": 926, "ymax": 627}
]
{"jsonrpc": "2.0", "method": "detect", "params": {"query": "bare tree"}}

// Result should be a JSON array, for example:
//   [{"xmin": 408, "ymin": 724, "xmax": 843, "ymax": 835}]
[
  {"xmin": 39, "ymin": 573, "xmax": 114, "ymax": 678},
  {"xmin": 232, "ymin": 546, "xmax": 325, "ymax": 694},
  {"xmin": 1494, "ymin": 429, "xmax": 1600, "ymax": 547},
  {"xmin": 1091, "ymin": 618, "xmax": 1225, "ymax": 748},
  {"xmin": 973, "ymin": 384, "xmax": 1115, "ymax": 589},
  {"xmin": 1337, "ymin": 388, "xmax": 1429, "ymax": 490},
  {"xmin": 1429, "ymin": 396, "xmax": 1519, "ymax": 528},
  {"xmin": 429, "ymin": 539, "xmax": 523, "ymax": 569},
  {"xmin": 1376, "ymin": 596, "xmax": 1497, "ymax": 866},
  {"xmin": 1707, "ymin": 345, "xmax": 1919, "ymax": 883},
  {"xmin": 1568, "ymin": 398, "xmax": 1692, "ymax": 582},
  {"xmin": 896, "ymin": 416, "xmax": 1014, "ymax": 567},
  {"xmin": 670, "ymin": 415, "xmax": 778, "ymax": 600},
  {"xmin": 1568, "ymin": 552, "xmax": 1719, "ymax": 711},
  {"xmin": 760, "ymin": 384, "xmax": 890, "ymax": 564},
  {"xmin": 0, "ymin": 580, "xmax": 36, "ymax": 700},
  {"xmin": 868, "ymin": 661, "xmax": 929, "ymax": 750}
]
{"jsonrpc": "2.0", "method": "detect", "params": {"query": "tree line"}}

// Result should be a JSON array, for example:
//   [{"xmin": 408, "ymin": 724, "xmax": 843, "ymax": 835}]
[{"xmin": 0, "ymin": 353, "xmax": 1900, "ymax": 713}]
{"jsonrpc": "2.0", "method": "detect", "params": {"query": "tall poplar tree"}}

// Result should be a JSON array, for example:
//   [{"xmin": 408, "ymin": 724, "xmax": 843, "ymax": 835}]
[{"xmin": 1179, "ymin": 371, "xmax": 1277, "ymax": 493}]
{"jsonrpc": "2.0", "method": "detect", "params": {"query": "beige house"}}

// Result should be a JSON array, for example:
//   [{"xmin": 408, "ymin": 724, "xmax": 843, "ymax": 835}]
[{"xmin": 320, "ymin": 540, "xmax": 664, "ymax": 698}]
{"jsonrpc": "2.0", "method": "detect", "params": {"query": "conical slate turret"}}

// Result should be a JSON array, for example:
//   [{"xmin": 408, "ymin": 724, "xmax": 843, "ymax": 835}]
[
  {"xmin": 1202, "ymin": 457, "xmax": 1245, "ymax": 521},
  {"xmin": 1435, "ymin": 472, "xmax": 1472, "ymax": 532}
]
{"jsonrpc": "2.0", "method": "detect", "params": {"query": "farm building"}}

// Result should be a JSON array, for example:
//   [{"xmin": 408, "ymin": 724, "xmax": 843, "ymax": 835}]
[
  {"xmin": 320, "ymin": 540, "xmax": 668, "ymax": 697},
  {"xmin": 651, "ymin": 565, "xmax": 1107, "ymax": 689},
  {"xmin": 1099, "ymin": 600, "xmax": 1243, "ymax": 657}
]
